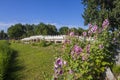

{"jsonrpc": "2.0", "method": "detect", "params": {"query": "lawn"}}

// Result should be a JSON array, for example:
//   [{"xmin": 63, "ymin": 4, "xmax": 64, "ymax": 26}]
[{"xmin": 7, "ymin": 43, "xmax": 56, "ymax": 80}]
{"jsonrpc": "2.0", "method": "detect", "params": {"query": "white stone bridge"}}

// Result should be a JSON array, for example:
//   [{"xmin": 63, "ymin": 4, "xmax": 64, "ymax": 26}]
[{"xmin": 21, "ymin": 35, "xmax": 94, "ymax": 44}]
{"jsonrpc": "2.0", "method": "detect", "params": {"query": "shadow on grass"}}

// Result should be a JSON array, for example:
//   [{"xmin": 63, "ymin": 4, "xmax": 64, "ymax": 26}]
[{"xmin": 5, "ymin": 50, "xmax": 25, "ymax": 80}]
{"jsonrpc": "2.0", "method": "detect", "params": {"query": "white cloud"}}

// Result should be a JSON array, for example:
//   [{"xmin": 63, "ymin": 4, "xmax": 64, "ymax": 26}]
[
  {"xmin": 0, "ymin": 22, "xmax": 13, "ymax": 27},
  {"xmin": 47, "ymin": 22, "xmax": 88, "ymax": 30}
]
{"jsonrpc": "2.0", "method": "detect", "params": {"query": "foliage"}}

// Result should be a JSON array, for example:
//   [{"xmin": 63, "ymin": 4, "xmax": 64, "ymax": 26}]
[
  {"xmin": 7, "ymin": 23, "xmax": 26, "ymax": 39},
  {"xmin": 39, "ymin": 39, "xmax": 47, "ymax": 47},
  {"xmin": 70, "ymin": 27, "xmax": 79, "ymax": 35},
  {"xmin": 59, "ymin": 26, "xmax": 69, "ymax": 35},
  {"xmin": 81, "ymin": 0, "xmax": 120, "ymax": 31},
  {"xmin": 0, "ymin": 30, "xmax": 7, "ymax": 40},
  {"xmin": 77, "ymin": 27, "xmax": 85, "ymax": 35},
  {"xmin": 7, "ymin": 23, "xmax": 59, "ymax": 39},
  {"xmin": 7, "ymin": 22, "xmax": 86, "ymax": 39},
  {"xmin": 51, "ymin": 19, "xmax": 120, "ymax": 80},
  {"xmin": 0, "ymin": 40, "xmax": 13, "ymax": 80}
]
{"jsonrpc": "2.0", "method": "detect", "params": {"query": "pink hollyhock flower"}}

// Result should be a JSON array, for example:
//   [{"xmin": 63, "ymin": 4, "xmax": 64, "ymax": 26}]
[
  {"xmin": 59, "ymin": 70, "xmax": 63, "ymax": 75},
  {"xmin": 88, "ymin": 30, "xmax": 92, "ymax": 35},
  {"xmin": 89, "ymin": 23, "xmax": 93, "ymax": 29},
  {"xmin": 55, "ymin": 58, "xmax": 63, "ymax": 67},
  {"xmin": 63, "ymin": 61, "xmax": 67, "ymax": 65},
  {"xmin": 69, "ymin": 69, "xmax": 73, "ymax": 74},
  {"xmin": 91, "ymin": 25, "xmax": 98, "ymax": 33},
  {"xmin": 70, "ymin": 32, "xmax": 74, "ymax": 36},
  {"xmin": 54, "ymin": 64, "xmax": 58, "ymax": 68},
  {"xmin": 102, "ymin": 19, "xmax": 109, "ymax": 29},
  {"xmin": 86, "ymin": 44, "xmax": 90, "ymax": 54},
  {"xmin": 64, "ymin": 39, "xmax": 70, "ymax": 44},
  {"xmin": 99, "ymin": 44, "xmax": 104, "ymax": 49},
  {"xmin": 83, "ymin": 31, "xmax": 87, "ymax": 37},
  {"xmin": 82, "ymin": 56, "xmax": 85, "ymax": 61},
  {"xmin": 74, "ymin": 45, "xmax": 82, "ymax": 54}
]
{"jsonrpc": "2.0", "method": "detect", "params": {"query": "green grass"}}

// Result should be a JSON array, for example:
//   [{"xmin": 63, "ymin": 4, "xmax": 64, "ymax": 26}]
[
  {"xmin": 112, "ymin": 65, "xmax": 120, "ymax": 79},
  {"xmin": 7, "ymin": 43, "xmax": 56, "ymax": 80},
  {"xmin": 0, "ymin": 40, "xmax": 13, "ymax": 80}
]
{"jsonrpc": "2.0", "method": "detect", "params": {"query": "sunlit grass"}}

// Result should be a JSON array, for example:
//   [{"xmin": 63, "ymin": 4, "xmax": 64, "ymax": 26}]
[{"xmin": 9, "ymin": 43, "xmax": 56, "ymax": 80}]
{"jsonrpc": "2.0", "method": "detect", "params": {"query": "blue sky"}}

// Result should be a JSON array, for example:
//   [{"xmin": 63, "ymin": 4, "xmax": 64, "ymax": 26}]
[{"xmin": 0, "ymin": 0, "xmax": 87, "ymax": 32}]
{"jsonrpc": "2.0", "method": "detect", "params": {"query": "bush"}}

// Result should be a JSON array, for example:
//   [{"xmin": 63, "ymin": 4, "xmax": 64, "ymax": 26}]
[
  {"xmin": 31, "ymin": 43, "xmax": 38, "ymax": 46},
  {"xmin": 0, "ymin": 40, "xmax": 14, "ymax": 80},
  {"xmin": 50, "ymin": 19, "xmax": 120, "ymax": 80},
  {"xmin": 39, "ymin": 40, "xmax": 47, "ymax": 47}
]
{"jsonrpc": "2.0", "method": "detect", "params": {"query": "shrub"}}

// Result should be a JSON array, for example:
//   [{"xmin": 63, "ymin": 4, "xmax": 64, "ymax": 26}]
[
  {"xmin": 50, "ymin": 19, "xmax": 120, "ymax": 80},
  {"xmin": 39, "ymin": 40, "xmax": 47, "ymax": 47}
]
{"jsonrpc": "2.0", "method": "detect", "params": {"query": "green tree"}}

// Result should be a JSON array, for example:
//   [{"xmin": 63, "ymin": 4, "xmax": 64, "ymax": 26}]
[
  {"xmin": 47, "ymin": 24, "xmax": 58, "ymax": 35},
  {"xmin": 59, "ymin": 26, "xmax": 69, "ymax": 35},
  {"xmin": 70, "ymin": 27, "xmax": 79, "ymax": 35},
  {"xmin": 0, "ymin": 30, "xmax": 7, "ymax": 39},
  {"xmin": 24, "ymin": 24, "xmax": 34, "ymax": 37},
  {"xmin": 77, "ymin": 27, "xmax": 84, "ymax": 35},
  {"xmin": 35, "ymin": 23, "xmax": 49, "ymax": 35},
  {"xmin": 82, "ymin": 0, "xmax": 120, "ymax": 31},
  {"xmin": 7, "ymin": 23, "xmax": 25, "ymax": 39}
]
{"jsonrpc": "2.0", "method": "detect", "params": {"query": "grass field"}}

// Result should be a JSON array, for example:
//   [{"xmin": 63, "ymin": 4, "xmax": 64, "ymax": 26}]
[{"xmin": 6, "ymin": 43, "xmax": 56, "ymax": 80}]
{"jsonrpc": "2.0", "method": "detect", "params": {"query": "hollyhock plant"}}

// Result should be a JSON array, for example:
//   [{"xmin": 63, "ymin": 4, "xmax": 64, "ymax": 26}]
[
  {"xmin": 88, "ymin": 30, "xmax": 92, "ymax": 36},
  {"xmin": 55, "ymin": 58, "xmax": 63, "ymax": 67},
  {"xmin": 48, "ymin": 19, "xmax": 119, "ymax": 80},
  {"xmin": 99, "ymin": 44, "xmax": 104, "ymax": 49},
  {"xmin": 91, "ymin": 25, "xmax": 98, "ymax": 33},
  {"xmin": 89, "ymin": 23, "xmax": 93, "ymax": 29},
  {"xmin": 83, "ymin": 31, "xmax": 87, "ymax": 37},
  {"xmin": 102, "ymin": 19, "xmax": 109, "ymax": 29},
  {"xmin": 69, "ymin": 69, "xmax": 73, "ymax": 74},
  {"xmin": 86, "ymin": 44, "xmax": 90, "ymax": 54},
  {"xmin": 74, "ymin": 45, "xmax": 82, "ymax": 54},
  {"xmin": 70, "ymin": 32, "xmax": 74, "ymax": 36}
]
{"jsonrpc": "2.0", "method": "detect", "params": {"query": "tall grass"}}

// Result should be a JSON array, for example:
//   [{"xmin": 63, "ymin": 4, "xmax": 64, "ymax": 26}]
[{"xmin": 0, "ymin": 40, "xmax": 13, "ymax": 80}]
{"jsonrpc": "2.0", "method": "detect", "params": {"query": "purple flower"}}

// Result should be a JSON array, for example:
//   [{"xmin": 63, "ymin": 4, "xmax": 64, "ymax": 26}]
[
  {"xmin": 91, "ymin": 25, "xmax": 98, "ymax": 33},
  {"xmin": 99, "ymin": 44, "xmax": 104, "ymax": 49},
  {"xmin": 74, "ymin": 45, "xmax": 82, "ymax": 54},
  {"xmin": 71, "ymin": 51, "xmax": 74, "ymax": 55},
  {"xmin": 102, "ymin": 19, "xmax": 109, "ymax": 29},
  {"xmin": 88, "ymin": 30, "xmax": 92, "ymax": 35},
  {"xmin": 70, "ymin": 32, "xmax": 74, "ymax": 36},
  {"xmin": 89, "ymin": 23, "xmax": 93, "ymax": 29},
  {"xmin": 64, "ymin": 39, "xmax": 70, "ymax": 44},
  {"xmin": 59, "ymin": 70, "xmax": 63, "ymax": 75},
  {"xmin": 63, "ymin": 61, "xmax": 67, "ymax": 65},
  {"xmin": 82, "ymin": 56, "xmax": 85, "ymax": 61},
  {"xmin": 86, "ymin": 44, "xmax": 90, "ymax": 54},
  {"xmin": 69, "ymin": 69, "xmax": 73, "ymax": 74},
  {"xmin": 54, "ymin": 58, "xmax": 63, "ymax": 68},
  {"xmin": 83, "ymin": 32, "xmax": 87, "ymax": 37},
  {"xmin": 54, "ymin": 64, "xmax": 58, "ymax": 68}
]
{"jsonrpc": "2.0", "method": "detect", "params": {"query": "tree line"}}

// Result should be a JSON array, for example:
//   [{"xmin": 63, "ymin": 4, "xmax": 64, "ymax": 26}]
[{"xmin": 0, "ymin": 23, "xmax": 86, "ymax": 40}]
